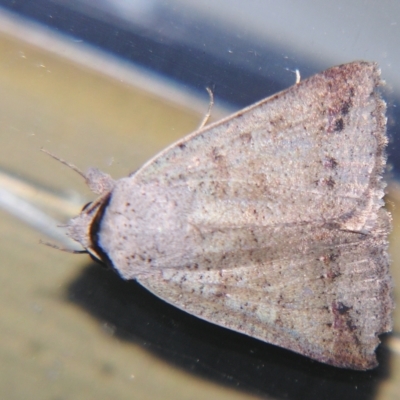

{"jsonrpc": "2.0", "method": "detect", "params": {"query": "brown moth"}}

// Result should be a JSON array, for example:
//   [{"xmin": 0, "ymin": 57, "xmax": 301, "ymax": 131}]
[{"xmin": 65, "ymin": 61, "xmax": 393, "ymax": 370}]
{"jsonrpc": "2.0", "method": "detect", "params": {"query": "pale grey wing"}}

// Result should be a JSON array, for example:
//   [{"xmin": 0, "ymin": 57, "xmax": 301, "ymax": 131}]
[
  {"xmin": 96, "ymin": 62, "xmax": 393, "ymax": 368},
  {"xmin": 98, "ymin": 62, "xmax": 388, "ymax": 275},
  {"xmin": 135, "ymin": 61, "xmax": 387, "ymax": 233},
  {"xmin": 138, "ymin": 208, "xmax": 392, "ymax": 370}
]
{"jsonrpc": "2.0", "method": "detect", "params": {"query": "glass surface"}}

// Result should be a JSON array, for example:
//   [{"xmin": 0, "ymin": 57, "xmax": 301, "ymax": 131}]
[{"xmin": 0, "ymin": 1, "xmax": 399, "ymax": 399}]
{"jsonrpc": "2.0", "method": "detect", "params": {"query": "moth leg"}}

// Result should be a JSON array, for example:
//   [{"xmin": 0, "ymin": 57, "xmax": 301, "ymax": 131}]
[{"xmin": 198, "ymin": 87, "xmax": 214, "ymax": 129}]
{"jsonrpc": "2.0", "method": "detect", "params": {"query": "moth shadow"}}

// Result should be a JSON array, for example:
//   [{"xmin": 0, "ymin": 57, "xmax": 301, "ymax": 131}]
[{"xmin": 66, "ymin": 263, "xmax": 392, "ymax": 400}]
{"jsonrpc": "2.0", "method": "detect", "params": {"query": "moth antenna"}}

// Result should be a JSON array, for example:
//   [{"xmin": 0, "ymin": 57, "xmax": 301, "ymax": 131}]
[
  {"xmin": 39, "ymin": 239, "xmax": 87, "ymax": 254},
  {"xmin": 41, "ymin": 148, "xmax": 86, "ymax": 180},
  {"xmin": 41, "ymin": 148, "xmax": 114, "ymax": 195},
  {"xmin": 198, "ymin": 87, "xmax": 214, "ymax": 129}
]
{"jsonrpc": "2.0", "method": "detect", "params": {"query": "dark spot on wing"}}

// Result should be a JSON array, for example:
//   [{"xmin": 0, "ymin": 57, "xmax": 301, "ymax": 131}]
[
  {"xmin": 322, "ymin": 156, "xmax": 338, "ymax": 169},
  {"xmin": 334, "ymin": 118, "xmax": 344, "ymax": 132}
]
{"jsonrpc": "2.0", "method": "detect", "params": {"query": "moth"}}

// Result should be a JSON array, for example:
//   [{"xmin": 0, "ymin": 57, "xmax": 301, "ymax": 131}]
[{"xmin": 62, "ymin": 61, "xmax": 393, "ymax": 370}]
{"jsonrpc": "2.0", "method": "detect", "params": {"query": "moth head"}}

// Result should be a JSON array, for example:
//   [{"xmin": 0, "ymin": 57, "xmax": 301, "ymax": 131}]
[{"xmin": 41, "ymin": 149, "xmax": 116, "ymax": 265}]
